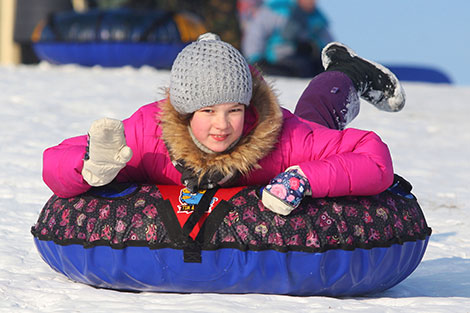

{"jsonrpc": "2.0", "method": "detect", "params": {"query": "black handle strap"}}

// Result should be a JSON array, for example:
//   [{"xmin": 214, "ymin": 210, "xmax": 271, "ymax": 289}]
[
  {"xmin": 155, "ymin": 187, "xmax": 220, "ymax": 263},
  {"xmin": 195, "ymin": 200, "xmax": 233, "ymax": 245},
  {"xmin": 181, "ymin": 187, "xmax": 219, "ymax": 238},
  {"xmin": 155, "ymin": 199, "xmax": 186, "ymax": 243},
  {"xmin": 181, "ymin": 187, "xmax": 219, "ymax": 263}
]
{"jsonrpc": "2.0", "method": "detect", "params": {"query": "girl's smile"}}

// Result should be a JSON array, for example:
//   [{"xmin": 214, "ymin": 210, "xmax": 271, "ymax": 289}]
[{"xmin": 211, "ymin": 134, "xmax": 229, "ymax": 141}]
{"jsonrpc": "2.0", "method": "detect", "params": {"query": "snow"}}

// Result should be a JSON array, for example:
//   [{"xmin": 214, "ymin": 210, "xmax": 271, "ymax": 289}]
[{"xmin": 1, "ymin": 63, "xmax": 469, "ymax": 312}]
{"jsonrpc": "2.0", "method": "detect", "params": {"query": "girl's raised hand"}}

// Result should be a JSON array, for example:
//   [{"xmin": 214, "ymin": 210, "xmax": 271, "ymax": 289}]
[{"xmin": 81, "ymin": 118, "xmax": 133, "ymax": 187}]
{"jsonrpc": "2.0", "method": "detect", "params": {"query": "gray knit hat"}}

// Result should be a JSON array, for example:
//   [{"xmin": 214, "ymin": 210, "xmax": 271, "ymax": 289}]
[{"xmin": 169, "ymin": 33, "xmax": 253, "ymax": 114}]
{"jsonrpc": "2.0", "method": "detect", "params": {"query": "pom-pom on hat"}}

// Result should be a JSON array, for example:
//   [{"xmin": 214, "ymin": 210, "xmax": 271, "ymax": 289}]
[{"xmin": 170, "ymin": 33, "xmax": 253, "ymax": 114}]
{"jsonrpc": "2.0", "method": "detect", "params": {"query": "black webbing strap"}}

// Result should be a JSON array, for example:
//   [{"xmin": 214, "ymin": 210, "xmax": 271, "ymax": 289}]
[
  {"xmin": 195, "ymin": 200, "xmax": 232, "ymax": 245},
  {"xmin": 181, "ymin": 187, "xmax": 219, "ymax": 238},
  {"xmin": 155, "ymin": 187, "xmax": 226, "ymax": 263},
  {"xmin": 155, "ymin": 199, "xmax": 185, "ymax": 242},
  {"xmin": 181, "ymin": 187, "xmax": 219, "ymax": 263}
]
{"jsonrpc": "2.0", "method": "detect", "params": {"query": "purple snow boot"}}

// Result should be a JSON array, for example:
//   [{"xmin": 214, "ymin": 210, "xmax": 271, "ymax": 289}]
[{"xmin": 322, "ymin": 42, "xmax": 405, "ymax": 112}]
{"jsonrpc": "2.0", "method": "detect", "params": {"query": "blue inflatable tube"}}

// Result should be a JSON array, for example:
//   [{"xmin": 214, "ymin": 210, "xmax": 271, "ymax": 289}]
[
  {"xmin": 387, "ymin": 65, "xmax": 452, "ymax": 84},
  {"xmin": 31, "ymin": 176, "xmax": 431, "ymax": 296},
  {"xmin": 34, "ymin": 42, "xmax": 187, "ymax": 68},
  {"xmin": 32, "ymin": 9, "xmax": 205, "ymax": 69},
  {"xmin": 34, "ymin": 237, "xmax": 429, "ymax": 296}
]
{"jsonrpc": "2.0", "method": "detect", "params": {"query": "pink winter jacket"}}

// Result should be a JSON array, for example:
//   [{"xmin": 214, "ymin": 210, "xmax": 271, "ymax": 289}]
[{"xmin": 43, "ymin": 101, "xmax": 394, "ymax": 198}]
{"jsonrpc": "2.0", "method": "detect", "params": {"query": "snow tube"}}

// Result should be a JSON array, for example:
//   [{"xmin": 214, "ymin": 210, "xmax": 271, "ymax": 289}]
[
  {"xmin": 387, "ymin": 65, "xmax": 452, "ymax": 84},
  {"xmin": 31, "ymin": 175, "xmax": 431, "ymax": 296},
  {"xmin": 31, "ymin": 9, "xmax": 206, "ymax": 69}
]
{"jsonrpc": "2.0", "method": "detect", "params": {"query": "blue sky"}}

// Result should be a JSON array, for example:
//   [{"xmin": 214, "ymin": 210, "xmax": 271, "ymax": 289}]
[{"xmin": 318, "ymin": 0, "xmax": 469, "ymax": 85}]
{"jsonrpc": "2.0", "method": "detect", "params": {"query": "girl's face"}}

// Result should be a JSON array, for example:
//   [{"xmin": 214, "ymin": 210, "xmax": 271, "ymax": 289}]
[{"xmin": 190, "ymin": 102, "xmax": 245, "ymax": 153}]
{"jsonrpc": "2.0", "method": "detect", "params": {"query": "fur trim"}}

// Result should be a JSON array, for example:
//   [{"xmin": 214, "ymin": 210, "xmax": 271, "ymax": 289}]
[{"xmin": 160, "ymin": 69, "xmax": 284, "ymax": 181}]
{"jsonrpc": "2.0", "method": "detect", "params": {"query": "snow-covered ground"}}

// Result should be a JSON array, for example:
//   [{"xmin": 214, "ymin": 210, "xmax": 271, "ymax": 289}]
[{"xmin": 1, "ymin": 63, "xmax": 469, "ymax": 312}]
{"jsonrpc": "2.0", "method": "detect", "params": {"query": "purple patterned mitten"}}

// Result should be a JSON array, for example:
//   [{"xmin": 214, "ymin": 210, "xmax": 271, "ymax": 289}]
[{"xmin": 262, "ymin": 168, "xmax": 311, "ymax": 215}]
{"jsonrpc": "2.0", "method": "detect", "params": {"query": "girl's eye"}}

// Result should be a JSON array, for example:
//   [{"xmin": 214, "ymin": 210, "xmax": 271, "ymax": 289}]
[{"xmin": 230, "ymin": 106, "xmax": 244, "ymax": 113}]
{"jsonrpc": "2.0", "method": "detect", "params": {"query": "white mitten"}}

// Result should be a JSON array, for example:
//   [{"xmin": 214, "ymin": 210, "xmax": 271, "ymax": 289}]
[{"xmin": 82, "ymin": 118, "xmax": 133, "ymax": 187}]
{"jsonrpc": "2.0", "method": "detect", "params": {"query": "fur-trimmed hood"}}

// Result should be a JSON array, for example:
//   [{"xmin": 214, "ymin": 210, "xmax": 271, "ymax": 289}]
[{"xmin": 159, "ymin": 69, "xmax": 284, "ymax": 181}]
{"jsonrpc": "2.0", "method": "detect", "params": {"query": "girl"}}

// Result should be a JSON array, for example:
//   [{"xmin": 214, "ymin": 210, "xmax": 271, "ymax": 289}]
[{"xmin": 43, "ymin": 33, "xmax": 405, "ymax": 216}]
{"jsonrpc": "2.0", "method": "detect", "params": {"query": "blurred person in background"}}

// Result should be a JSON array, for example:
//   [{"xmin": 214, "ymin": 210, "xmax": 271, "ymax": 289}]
[
  {"xmin": 237, "ymin": 0, "xmax": 263, "ymax": 33},
  {"xmin": 242, "ymin": 0, "xmax": 333, "ymax": 77}
]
